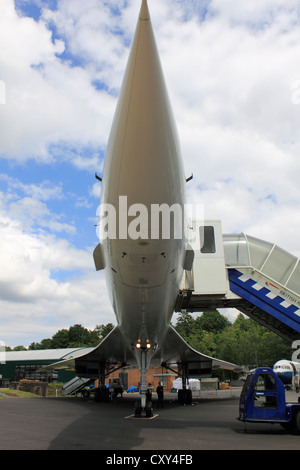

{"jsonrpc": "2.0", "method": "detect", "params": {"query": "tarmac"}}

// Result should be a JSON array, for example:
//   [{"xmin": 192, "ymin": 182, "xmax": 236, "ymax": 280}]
[{"xmin": 0, "ymin": 389, "xmax": 299, "ymax": 452}]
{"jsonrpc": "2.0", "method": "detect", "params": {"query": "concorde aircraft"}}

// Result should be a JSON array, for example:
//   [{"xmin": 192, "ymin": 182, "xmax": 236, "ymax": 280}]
[{"xmin": 49, "ymin": 0, "xmax": 242, "ymax": 416}]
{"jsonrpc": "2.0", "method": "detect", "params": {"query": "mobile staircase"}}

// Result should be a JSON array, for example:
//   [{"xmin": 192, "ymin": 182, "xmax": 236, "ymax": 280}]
[
  {"xmin": 62, "ymin": 376, "xmax": 94, "ymax": 396},
  {"xmin": 176, "ymin": 220, "xmax": 300, "ymax": 342}
]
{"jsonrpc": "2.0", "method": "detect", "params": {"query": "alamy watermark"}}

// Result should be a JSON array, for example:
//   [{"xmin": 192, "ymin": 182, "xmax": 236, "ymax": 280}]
[
  {"xmin": 96, "ymin": 196, "xmax": 204, "ymax": 242},
  {"xmin": 292, "ymin": 340, "xmax": 300, "ymax": 363}
]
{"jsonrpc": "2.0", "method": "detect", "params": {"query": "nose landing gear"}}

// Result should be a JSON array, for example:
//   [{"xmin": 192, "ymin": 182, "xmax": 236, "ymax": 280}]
[{"xmin": 134, "ymin": 346, "xmax": 153, "ymax": 418}]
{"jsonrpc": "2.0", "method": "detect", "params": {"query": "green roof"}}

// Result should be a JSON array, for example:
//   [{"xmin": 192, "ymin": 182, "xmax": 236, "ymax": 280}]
[{"xmin": 4, "ymin": 348, "xmax": 93, "ymax": 362}]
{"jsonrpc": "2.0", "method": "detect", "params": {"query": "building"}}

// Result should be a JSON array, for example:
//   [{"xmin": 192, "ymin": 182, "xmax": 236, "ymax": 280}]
[
  {"xmin": 0, "ymin": 349, "xmax": 79, "ymax": 386},
  {"xmin": 0, "ymin": 349, "xmax": 178, "ymax": 392},
  {"xmin": 106, "ymin": 365, "xmax": 177, "ymax": 392}
]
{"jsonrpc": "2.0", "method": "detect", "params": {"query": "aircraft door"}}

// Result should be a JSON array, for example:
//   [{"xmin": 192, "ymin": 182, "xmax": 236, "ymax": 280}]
[{"xmin": 251, "ymin": 372, "xmax": 278, "ymax": 419}]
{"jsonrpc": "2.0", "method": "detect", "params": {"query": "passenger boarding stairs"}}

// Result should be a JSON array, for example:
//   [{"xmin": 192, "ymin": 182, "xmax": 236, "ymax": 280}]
[
  {"xmin": 62, "ymin": 376, "xmax": 94, "ymax": 396},
  {"xmin": 176, "ymin": 221, "xmax": 300, "ymax": 342}
]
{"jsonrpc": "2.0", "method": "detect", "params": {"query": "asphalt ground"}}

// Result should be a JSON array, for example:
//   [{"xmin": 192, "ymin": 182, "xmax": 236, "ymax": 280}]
[{"xmin": 0, "ymin": 390, "xmax": 299, "ymax": 453}]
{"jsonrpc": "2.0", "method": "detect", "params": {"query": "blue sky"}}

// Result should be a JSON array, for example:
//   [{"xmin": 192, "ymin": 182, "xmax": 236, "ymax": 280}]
[{"xmin": 1, "ymin": 0, "xmax": 300, "ymax": 347}]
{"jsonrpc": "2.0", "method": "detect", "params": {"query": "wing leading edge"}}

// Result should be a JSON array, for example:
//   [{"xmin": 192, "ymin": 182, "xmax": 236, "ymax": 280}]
[
  {"xmin": 156, "ymin": 325, "xmax": 243, "ymax": 374},
  {"xmin": 39, "ymin": 326, "xmax": 138, "ymax": 376},
  {"xmin": 42, "ymin": 325, "xmax": 242, "ymax": 377}
]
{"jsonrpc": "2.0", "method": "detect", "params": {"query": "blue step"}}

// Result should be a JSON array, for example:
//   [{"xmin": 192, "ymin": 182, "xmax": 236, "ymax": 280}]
[{"xmin": 228, "ymin": 268, "xmax": 300, "ymax": 336}]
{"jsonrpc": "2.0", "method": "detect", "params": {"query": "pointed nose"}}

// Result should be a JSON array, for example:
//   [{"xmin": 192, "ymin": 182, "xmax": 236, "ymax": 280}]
[{"xmin": 140, "ymin": 0, "xmax": 150, "ymax": 21}]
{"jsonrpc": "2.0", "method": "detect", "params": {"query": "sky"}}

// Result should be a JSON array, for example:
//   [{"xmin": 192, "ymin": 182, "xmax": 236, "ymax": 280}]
[{"xmin": 1, "ymin": 0, "xmax": 300, "ymax": 348}]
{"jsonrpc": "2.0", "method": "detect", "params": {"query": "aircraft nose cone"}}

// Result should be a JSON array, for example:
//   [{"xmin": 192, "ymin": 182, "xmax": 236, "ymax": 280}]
[
  {"xmin": 275, "ymin": 372, "xmax": 287, "ymax": 384},
  {"xmin": 140, "ymin": 0, "xmax": 150, "ymax": 20}
]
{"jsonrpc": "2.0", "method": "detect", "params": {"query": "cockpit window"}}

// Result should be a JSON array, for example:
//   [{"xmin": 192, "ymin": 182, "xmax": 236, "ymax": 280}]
[{"xmin": 200, "ymin": 226, "xmax": 216, "ymax": 253}]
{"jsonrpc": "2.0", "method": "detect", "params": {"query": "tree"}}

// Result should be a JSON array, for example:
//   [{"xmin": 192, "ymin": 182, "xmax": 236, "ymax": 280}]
[
  {"xmin": 174, "ymin": 310, "xmax": 292, "ymax": 370},
  {"xmin": 51, "ymin": 329, "xmax": 69, "ymax": 349},
  {"xmin": 94, "ymin": 323, "xmax": 115, "ymax": 341},
  {"xmin": 39, "ymin": 338, "xmax": 53, "ymax": 349},
  {"xmin": 195, "ymin": 311, "xmax": 231, "ymax": 334},
  {"xmin": 29, "ymin": 338, "xmax": 53, "ymax": 350},
  {"xmin": 28, "ymin": 323, "xmax": 116, "ymax": 350},
  {"xmin": 68, "ymin": 324, "xmax": 92, "ymax": 347},
  {"xmin": 188, "ymin": 330, "xmax": 217, "ymax": 356},
  {"xmin": 175, "ymin": 312, "xmax": 195, "ymax": 338},
  {"xmin": 216, "ymin": 315, "xmax": 291, "ymax": 368}
]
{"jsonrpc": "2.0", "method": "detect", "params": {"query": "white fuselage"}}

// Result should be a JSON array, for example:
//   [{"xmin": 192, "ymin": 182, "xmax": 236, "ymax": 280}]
[
  {"xmin": 99, "ymin": 2, "xmax": 187, "ymax": 360},
  {"xmin": 273, "ymin": 360, "xmax": 300, "ymax": 385}
]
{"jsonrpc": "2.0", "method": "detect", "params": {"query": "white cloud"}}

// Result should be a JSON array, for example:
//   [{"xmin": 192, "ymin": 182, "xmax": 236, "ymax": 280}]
[
  {"xmin": 0, "ymin": 213, "xmax": 114, "ymax": 347},
  {"xmin": 0, "ymin": 171, "xmax": 113, "ymax": 347},
  {"xmin": 0, "ymin": 0, "xmax": 116, "ymax": 163},
  {"xmin": 0, "ymin": 189, "xmax": 76, "ymax": 235},
  {"xmin": 1, "ymin": 174, "xmax": 65, "ymax": 201}
]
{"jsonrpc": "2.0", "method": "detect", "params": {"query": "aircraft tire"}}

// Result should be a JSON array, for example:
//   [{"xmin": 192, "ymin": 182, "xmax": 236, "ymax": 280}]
[
  {"xmin": 95, "ymin": 387, "xmax": 110, "ymax": 402},
  {"xmin": 185, "ymin": 389, "xmax": 192, "ymax": 405},
  {"xmin": 134, "ymin": 400, "xmax": 142, "ymax": 416},
  {"xmin": 178, "ymin": 389, "xmax": 185, "ymax": 404},
  {"xmin": 145, "ymin": 402, "xmax": 153, "ymax": 417}
]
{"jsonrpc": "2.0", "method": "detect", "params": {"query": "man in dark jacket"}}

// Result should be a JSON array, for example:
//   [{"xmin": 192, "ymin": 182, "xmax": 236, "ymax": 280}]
[{"xmin": 156, "ymin": 382, "xmax": 164, "ymax": 409}]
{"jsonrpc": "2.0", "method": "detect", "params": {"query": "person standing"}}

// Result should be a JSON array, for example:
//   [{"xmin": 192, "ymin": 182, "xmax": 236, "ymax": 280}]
[{"xmin": 156, "ymin": 382, "xmax": 164, "ymax": 409}]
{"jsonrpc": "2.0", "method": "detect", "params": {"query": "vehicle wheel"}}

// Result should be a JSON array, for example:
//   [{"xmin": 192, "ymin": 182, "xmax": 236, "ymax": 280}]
[
  {"xmin": 294, "ymin": 411, "xmax": 300, "ymax": 432},
  {"xmin": 282, "ymin": 411, "xmax": 300, "ymax": 432},
  {"xmin": 135, "ymin": 400, "xmax": 141, "ymax": 416},
  {"xmin": 280, "ymin": 423, "xmax": 288, "ymax": 430}
]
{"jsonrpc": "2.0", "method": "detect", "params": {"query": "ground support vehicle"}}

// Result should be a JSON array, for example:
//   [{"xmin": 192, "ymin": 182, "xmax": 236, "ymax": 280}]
[
  {"xmin": 108, "ymin": 378, "xmax": 124, "ymax": 398},
  {"xmin": 238, "ymin": 367, "xmax": 300, "ymax": 432}
]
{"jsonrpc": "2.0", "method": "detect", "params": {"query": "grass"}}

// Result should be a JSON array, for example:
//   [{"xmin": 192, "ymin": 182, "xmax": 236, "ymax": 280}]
[
  {"xmin": 0, "ymin": 388, "xmax": 40, "ymax": 398},
  {"xmin": 47, "ymin": 383, "xmax": 64, "ymax": 397}
]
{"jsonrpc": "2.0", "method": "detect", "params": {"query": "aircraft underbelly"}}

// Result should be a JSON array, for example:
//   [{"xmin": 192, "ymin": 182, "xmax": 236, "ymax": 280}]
[
  {"xmin": 114, "ymin": 272, "xmax": 179, "ymax": 348},
  {"xmin": 105, "ymin": 236, "xmax": 184, "ymax": 348}
]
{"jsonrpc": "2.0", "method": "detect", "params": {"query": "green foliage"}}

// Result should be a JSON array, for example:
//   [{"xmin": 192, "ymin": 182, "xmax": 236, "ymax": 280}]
[
  {"xmin": 12, "ymin": 345, "xmax": 27, "ymax": 351},
  {"xmin": 174, "ymin": 311, "xmax": 292, "ymax": 369},
  {"xmin": 195, "ymin": 311, "xmax": 231, "ymax": 334},
  {"xmin": 28, "ymin": 323, "xmax": 115, "ymax": 350}
]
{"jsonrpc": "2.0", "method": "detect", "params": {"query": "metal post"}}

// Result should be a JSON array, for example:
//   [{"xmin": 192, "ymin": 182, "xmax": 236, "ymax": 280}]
[{"xmin": 140, "ymin": 349, "xmax": 147, "ymax": 410}]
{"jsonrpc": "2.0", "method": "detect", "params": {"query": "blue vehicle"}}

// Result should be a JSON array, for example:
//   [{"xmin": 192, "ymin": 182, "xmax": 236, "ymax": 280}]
[{"xmin": 238, "ymin": 367, "xmax": 300, "ymax": 432}]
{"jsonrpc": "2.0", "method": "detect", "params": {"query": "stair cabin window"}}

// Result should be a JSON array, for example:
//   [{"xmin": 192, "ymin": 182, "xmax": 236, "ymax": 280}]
[
  {"xmin": 200, "ymin": 226, "xmax": 216, "ymax": 254},
  {"xmin": 254, "ymin": 373, "xmax": 277, "ymax": 409}
]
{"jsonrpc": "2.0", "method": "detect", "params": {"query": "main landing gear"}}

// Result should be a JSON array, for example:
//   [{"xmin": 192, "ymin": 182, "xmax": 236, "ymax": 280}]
[{"xmin": 163, "ymin": 361, "xmax": 193, "ymax": 406}]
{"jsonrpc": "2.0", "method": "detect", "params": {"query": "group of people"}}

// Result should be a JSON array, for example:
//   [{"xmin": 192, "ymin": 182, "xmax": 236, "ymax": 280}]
[{"xmin": 146, "ymin": 381, "xmax": 164, "ymax": 408}]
